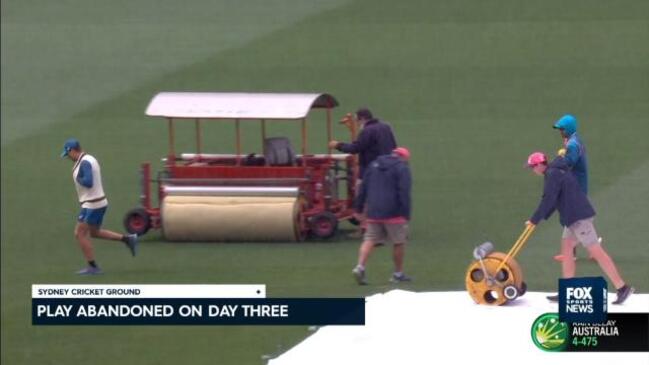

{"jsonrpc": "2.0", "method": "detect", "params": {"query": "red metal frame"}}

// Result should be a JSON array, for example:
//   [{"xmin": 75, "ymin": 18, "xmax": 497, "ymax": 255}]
[
  {"xmin": 138, "ymin": 155, "xmax": 357, "ymax": 237},
  {"xmin": 131, "ymin": 99, "xmax": 358, "ymax": 240},
  {"xmin": 139, "ymin": 162, "xmax": 161, "ymax": 230}
]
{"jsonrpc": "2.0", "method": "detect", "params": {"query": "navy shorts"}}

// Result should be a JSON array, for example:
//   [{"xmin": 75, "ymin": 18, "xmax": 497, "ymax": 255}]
[{"xmin": 78, "ymin": 206, "xmax": 107, "ymax": 226}]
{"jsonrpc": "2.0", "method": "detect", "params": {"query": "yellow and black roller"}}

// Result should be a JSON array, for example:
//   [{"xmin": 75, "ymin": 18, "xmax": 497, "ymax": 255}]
[{"xmin": 465, "ymin": 224, "xmax": 535, "ymax": 305}]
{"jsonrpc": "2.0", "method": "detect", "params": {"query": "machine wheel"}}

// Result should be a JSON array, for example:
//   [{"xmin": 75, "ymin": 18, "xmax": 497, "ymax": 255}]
[
  {"xmin": 123, "ymin": 208, "xmax": 151, "ymax": 236},
  {"xmin": 309, "ymin": 212, "xmax": 338, "ymax": 239},
  {"xmin": 519, "ymin": 281, "xmax": 528, "ymax": 297},
  {"xmin": 503, "ymin": 285, "xmax": 519, "ymax": 300}
]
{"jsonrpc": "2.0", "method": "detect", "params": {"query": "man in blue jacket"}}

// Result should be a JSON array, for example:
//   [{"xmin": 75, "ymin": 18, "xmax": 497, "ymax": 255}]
[
  {"xmin": 329, "ymin": 108, "xmax": 398, "ymax": 237},
  {"xmin": 351, "ymin": 147, "xmax": 412, "ymax": 285},
  {"xmin": 552, "ymin": 114, "xmax": 592, "ymax": 261},
  {"xmin": 328, "ymin": 108, "xmax": 397, "ymax": 177},
  {"xmin": 525, "ymin": 152, "xmax": 633, "ymax": 304}
]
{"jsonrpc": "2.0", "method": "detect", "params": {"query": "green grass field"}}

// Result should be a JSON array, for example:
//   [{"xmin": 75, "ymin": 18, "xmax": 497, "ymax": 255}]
[{"xmin": 2, "ymin": 1, "xmax": 648, "ymax": 364}]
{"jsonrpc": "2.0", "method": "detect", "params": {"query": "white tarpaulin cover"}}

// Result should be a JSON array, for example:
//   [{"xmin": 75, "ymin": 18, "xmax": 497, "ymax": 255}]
[
  {"xmin": 269, "ymin": 291, "xmax": 649, "ymax": 365},
  {"xmin": 145, "ymin": 92, "xmax": 338, "ymax": 119}
]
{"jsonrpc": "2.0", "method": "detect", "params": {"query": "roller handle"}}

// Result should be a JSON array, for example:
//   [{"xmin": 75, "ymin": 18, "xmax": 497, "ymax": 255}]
[{"xmin": 495, "ymin": 224, "xmax": 536, "ymax": 273}]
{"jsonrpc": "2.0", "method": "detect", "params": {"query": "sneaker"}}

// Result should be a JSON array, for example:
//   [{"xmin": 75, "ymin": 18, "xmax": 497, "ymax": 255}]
[
  {"xmin": 76, "ymin": 266, "xmax": 103, "ymax": 275},
  {"xmin": 389, "ymin": 272, "xmax": 412, "ymax": 283},
  {"xmin": 546, "ymin": 294, "xmax": 559, "ymax": 302},
  {"xmin": 352, "ymin": 266, "xmax": 367, "ymax": 285},
  {"xmin": 126, "ymin": 234, "xmax": 138, "ymax": 257},
  {"xmin": 612, "ymin": 285, "xmax": 634, "ymax": 305}
]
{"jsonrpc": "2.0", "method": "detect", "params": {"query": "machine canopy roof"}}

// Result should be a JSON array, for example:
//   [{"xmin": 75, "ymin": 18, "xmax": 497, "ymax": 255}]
[{"xmin": 145, "ymin": 92, "xmax": 338, "ymax": 120}]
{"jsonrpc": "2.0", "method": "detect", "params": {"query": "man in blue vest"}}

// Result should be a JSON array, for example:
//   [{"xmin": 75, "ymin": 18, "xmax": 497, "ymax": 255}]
[{"xmin": 61, "ymin": 138, "xmax": 138, "ymax": 275}]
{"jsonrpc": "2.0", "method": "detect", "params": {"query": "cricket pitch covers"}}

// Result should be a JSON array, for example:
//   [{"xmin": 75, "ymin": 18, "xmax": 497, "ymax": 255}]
[{"xmin": 270, "ymin": 290, "xmax": 648, "ymax": 365}]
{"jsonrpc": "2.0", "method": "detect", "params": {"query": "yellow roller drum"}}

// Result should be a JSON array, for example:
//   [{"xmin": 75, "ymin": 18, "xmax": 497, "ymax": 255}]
[
  {"xmin": 466, "ymin": 225, "xmax": 534, "ymax": 305},
  {"xmin": 161, "ymin": 195, "xmax": 300, "ymax": 242},
  {"xmin": 465, "ymin": 252, "xmax": 524, "ymax": 306}
]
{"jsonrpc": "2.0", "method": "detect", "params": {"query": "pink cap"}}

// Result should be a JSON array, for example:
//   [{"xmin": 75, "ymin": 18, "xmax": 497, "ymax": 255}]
[
  {"xmin": 526, "ymin": 152, "xmax": 547, "ymax": 167},
  {"xmin": 393, "ymin": 147, "xmax": 411, "ymax": 160}
]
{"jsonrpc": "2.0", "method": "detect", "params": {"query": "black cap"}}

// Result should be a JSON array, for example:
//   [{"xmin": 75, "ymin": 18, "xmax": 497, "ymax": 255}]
[{"xmin": 355, "ymin": 108, "xmax": 373, "ymax": 120}]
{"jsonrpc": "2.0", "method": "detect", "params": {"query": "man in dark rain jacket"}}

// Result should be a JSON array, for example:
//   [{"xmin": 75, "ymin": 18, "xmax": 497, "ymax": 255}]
[
  {"xmin": 351, "ymin": 147, "xmax": 411, "ymax": 285},
  {"xmin": 525, "ymin": 152, "xmax": 633, "ymax": 305}
]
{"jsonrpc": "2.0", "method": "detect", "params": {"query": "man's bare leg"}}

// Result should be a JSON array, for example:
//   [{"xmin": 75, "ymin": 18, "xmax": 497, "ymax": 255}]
[
  {"xmin": 587, "ymin": 243, "xmax": 625, "ymax": 289},
  {"xmin": 75, "ymin": 222, "xmax": 95, "ymax": 262},
  {"xmin": 352, "ymin": 240, "xmax": 375, "ymax": 285},
  {"xmin": 561, "ymin": 238, "xmax": 578, "ymax": 278},
  {"xmin": 392, "ymin": 243, "xmax": 405, "ymax": 273},
  {"xmin": 89, "ymin": 226, "xmax": 124, "ymax": 241},
  {"xmin": 357, "ymin": 240, "xmax": 375, "ymax": 268}
]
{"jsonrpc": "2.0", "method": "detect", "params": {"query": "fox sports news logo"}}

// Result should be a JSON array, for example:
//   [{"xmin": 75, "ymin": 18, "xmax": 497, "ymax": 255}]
[
  {"xmin": 566, "ymin": 287, "xmax": 594, "ymax": 313},
  {"xmin": 559, "ymin": 277, "xmax": 607, "ymax": 323}
]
